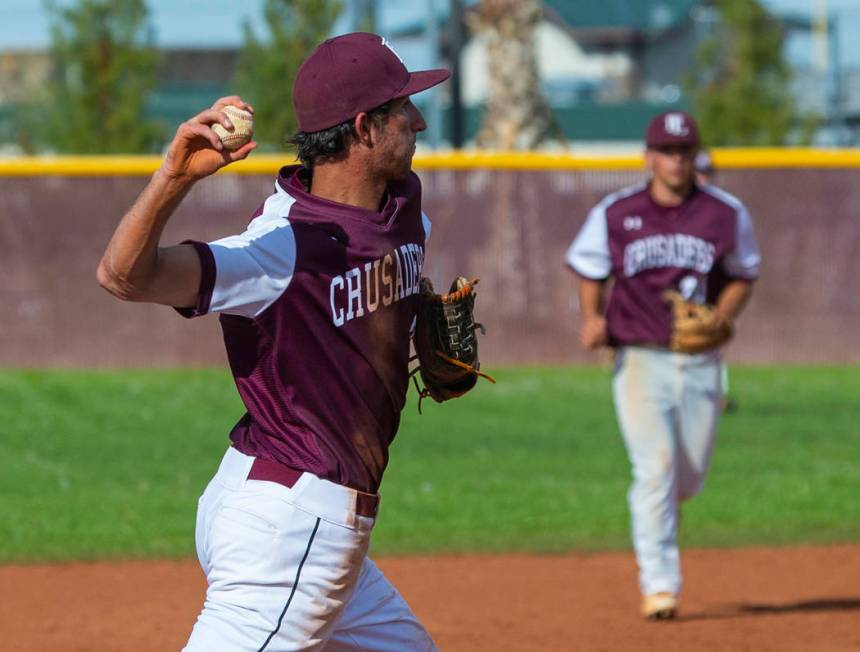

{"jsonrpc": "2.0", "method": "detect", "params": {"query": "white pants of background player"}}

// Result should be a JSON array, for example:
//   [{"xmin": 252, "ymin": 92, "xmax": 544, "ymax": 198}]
[
  {"xmin": 183, "ymin": 446, "xmax": 437, "ymax": 652},
  {"xmin": 613, "ymin": 346, "xmax": 722, "ymax": 597}
]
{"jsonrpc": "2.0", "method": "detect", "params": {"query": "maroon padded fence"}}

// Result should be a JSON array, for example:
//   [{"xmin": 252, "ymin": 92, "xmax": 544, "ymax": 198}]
[{"xmin": 1, "ymin": 167, "xmax": 858, "ymax": 367}]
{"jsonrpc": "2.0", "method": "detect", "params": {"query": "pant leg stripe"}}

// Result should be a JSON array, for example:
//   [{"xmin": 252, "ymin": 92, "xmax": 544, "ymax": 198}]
[{"xmin": 257, "ymin": 517, "xmax": 322, "ymax": 652}]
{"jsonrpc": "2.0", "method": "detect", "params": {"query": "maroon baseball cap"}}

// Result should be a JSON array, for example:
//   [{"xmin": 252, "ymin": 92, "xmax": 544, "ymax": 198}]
[
  {"xmin": 645, "ymin": 111, "xmax": 701, "ymax": 148},
  {"xmin": 293, "ymin": 32, "xmax": 450, "ymax": 133}
]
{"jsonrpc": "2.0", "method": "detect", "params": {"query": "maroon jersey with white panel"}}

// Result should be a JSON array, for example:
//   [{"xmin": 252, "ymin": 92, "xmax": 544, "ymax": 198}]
[
  {"xmin": 179, "ymin": 165, "xmax": 430, "ymax": 493},
  {"xmin": 566, "ymin": 182, "xmax": 760, "ymax": 347}
]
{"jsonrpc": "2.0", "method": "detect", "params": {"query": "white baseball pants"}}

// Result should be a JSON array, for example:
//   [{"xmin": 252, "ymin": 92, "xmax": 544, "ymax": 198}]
[
  {"xmin": 612, "ymin": 346, "xmax": 722, "ymax": 596},
  {"xmin": 183, "ymin": 446, "xmax": 437, "ymax": 651}
]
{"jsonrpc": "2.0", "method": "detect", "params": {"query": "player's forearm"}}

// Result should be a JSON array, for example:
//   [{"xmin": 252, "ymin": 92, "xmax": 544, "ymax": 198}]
[
  {"xmin": 97, "ymin": 169, "xmax": 196, "ymax": 300},
  {"xmin": 578, "ymin": 277, "xmax": 606, "ymax": 318},
  {"xmin": 715, "ymin": 280, "xmax": 754, "ymax": 325}
]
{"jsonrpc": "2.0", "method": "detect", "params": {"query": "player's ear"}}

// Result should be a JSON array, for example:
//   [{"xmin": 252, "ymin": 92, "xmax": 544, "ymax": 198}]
[
  {"xmin": 644, "ymin": 148, "xmax": 655, "ymax": 173},
  {"xmin": 353, "ymin": 112, "xmax": 374, "ymax": 147}
]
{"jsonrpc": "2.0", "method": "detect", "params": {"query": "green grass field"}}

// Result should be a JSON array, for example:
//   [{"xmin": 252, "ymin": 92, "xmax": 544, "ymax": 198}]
[{"xmin": 1, "ymin": 367, "xmax": 858, "ymax": 563}]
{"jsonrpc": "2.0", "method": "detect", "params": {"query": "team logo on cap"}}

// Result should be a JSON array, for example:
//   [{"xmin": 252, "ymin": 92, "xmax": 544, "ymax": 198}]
[
  {"xmin": 381, "ymin": 37, "xmax": 404, "ymax": 63},
  {"xmin": 664, "ymin": 113, "xmax": 689, "ymax": 136}
]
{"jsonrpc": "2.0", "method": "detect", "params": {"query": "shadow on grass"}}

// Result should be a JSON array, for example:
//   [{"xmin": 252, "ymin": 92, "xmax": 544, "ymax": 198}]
[{"xmin": 679, "ymin": 597, "xmax": 860, "ymax": 621}]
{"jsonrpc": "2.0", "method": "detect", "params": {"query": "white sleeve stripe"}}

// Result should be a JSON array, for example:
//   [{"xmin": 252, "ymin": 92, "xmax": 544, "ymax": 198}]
[
  {"xmin": 421, "ymin": 211, "xmax": 432, "ymax": 241},
  {"xmin": 566, "ymin": 202, "xmax": 610, "ymax": 278},
  {"xmin": 725, "ymin": 203, "xmax": 761, "ymax": 277},
  {"xmin": 698, "ymin": 183, "xmax": 743, "ymax": 209},
  {"xmin": 700, "ymin": 186, "xmax": 761, "ymax": 278},
  {"xmin": 567, "ymin": 184, "xmax": 647, "ymax": 279},
  {"xmin": 208, "ymin": 192, "xmax": 298, "ymax": 318},
  {"xmin": 599, "ymin": 182, "xmax": 649, "ymax": 207}
]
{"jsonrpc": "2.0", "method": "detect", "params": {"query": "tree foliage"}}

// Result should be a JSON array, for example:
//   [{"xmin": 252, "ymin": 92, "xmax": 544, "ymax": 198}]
[
  {"xmin": 28, "ymin": 0, "xmax": 161, "ymax": 153},
  {"xmin": 684, "ymin": 0, "xmax": 813, "ymax": 146},
  {"xmin": 234, "ymin": 0, "xmax": 341, "ymax": 150}
]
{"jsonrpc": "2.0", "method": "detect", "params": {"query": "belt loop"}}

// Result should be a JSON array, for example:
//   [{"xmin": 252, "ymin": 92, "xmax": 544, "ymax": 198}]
[
  {"xmin": 246, "ymin": 454, "xmax": 381, "ymax": 519},
  {"xmin": 248, "ymin": 457, "xmax": 304, "ymax": 488},
  {"xmin": 355, "ymin": 491, "xmax": 380, "ymax": 519}
]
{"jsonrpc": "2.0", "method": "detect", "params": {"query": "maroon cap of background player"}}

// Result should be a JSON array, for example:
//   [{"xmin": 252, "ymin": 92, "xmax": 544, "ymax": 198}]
[
  {"xmin": 645, "ymin": 111, "xmax": 701, "ymax": 148},
  {"xmin": 293, "ymin": 32, "xmax": 450, "ymax": 133}
]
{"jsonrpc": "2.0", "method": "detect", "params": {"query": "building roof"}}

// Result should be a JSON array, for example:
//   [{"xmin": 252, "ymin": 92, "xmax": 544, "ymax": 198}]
[
  {"xmin": 544, "ymin": 0, "xmax": 698, "ymax": 32},
  {"xmin": 383, "ymin": 1, "xmax": 700, "ymax": 48}
]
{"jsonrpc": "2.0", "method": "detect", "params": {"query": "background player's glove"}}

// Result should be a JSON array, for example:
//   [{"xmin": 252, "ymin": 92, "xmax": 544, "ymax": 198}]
[
  {"xmin": 663, "ymin": 290, "xmax": 732, "ymax": 354},
  {"xmin": 412, "ymin": 276, "xmax": 495, "ymax": 411}
]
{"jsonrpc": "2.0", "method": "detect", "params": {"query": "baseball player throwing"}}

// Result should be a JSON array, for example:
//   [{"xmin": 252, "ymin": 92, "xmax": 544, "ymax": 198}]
[
  {"xmin": 565, "ymin": 112, "xmax": 760, "ymax": 619},
  {"xmin": 98, "ymin": 32, "xmax": 448, "ymax": 650}
]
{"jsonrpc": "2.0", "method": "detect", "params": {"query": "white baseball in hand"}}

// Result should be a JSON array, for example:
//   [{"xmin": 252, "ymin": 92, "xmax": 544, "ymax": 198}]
[{"xmin": 212, "ymin": 106, "xmax": 254, "ymax": 150}]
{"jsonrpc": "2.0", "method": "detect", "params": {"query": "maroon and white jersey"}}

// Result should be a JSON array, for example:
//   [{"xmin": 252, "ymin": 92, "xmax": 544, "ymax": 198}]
[
  {"xmin": 566, "ymin": 182, "xmax": 760, "ymax": 348},
  {"xmin": 179, "ymin": 165, "xmax": 431, "ymax": 493}
]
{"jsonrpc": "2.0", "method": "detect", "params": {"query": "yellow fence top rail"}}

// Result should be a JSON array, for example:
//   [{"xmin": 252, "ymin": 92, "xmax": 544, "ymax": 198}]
[{"xmin": 2, "ymin": 149, "xmax": 860, "ymax": 175}]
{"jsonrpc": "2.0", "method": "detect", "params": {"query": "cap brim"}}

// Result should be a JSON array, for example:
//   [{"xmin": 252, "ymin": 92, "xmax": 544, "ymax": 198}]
[
  {"xmin": 396, "ymin": 69, "xmax": 451, "ymax": 98},
  {"xmin": 647, "ymin": 136, "xmax": 700, "ymax": 148}
]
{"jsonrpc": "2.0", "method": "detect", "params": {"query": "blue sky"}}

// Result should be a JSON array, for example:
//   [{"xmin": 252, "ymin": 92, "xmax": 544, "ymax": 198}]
[{"xmin": 1, "ymin": 0, "xmax": 858, "ymax": 68}]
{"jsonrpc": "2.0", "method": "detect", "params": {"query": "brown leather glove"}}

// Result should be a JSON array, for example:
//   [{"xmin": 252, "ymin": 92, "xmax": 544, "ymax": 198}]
[
  {"xmin": 412, "ymin": 277, "xmax": 494, "ymax": 410},
  {"xmin": 663, "ymin": 290, "xmax": 733, "ymax": 354}
]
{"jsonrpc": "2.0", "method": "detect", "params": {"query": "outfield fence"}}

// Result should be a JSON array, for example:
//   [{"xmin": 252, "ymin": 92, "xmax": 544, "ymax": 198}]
[{"xmin": 2, "ymin": 151, "xmax": 858, "ymax": 366}]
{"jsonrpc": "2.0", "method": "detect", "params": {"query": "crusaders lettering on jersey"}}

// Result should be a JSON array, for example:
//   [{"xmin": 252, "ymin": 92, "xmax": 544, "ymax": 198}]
[
  {"xmin": 330, "ymin": 242, "xmax": 425, "ymax": 327},
  {"xmin": 623, "ymin": 233, "xmax": 715, "ymax": 277}
]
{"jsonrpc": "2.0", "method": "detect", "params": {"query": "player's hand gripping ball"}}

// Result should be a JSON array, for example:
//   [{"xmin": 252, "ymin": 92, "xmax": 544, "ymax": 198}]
[
  {"xmin": 212, "ymin": 106, "xmax": 254, "ymax": 151},
  {"xmin": 412, "ymin": 276, "xmax": 495, "ymax": 411},
  {"xmin": 663, "ymin": 290, "xmax": 732, "ymax": 354}
]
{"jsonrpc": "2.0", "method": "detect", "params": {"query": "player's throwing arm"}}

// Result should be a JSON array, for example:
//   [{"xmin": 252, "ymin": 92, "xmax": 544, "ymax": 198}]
[{"xmin": 97, "ymin": 97, "xmax": 256, "ymax": 308}]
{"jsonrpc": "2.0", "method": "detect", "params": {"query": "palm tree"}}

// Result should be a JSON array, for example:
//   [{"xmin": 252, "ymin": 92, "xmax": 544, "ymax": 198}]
[{"xmin": 469, "ymin": 0, "xmax": 557, "ymax": 149}]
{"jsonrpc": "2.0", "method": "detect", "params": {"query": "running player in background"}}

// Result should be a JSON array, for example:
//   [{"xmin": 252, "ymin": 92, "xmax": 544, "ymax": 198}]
[
  {"xmin": 693, "ymin": 149, "xmax": 715, "ymax": 185},
  {"xmin": 98, "ymin": 33, "xmax": 448, "ymax": 651},
  {"xmin": 565, "ymin": 112, "xmax": 760, "ymax": 620}
]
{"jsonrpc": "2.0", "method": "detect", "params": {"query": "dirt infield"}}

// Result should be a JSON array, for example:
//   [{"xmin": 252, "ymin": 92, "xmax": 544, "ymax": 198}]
[{"xmin": 3, "ymin": 545, "xmax": 860, "ymax": 651}]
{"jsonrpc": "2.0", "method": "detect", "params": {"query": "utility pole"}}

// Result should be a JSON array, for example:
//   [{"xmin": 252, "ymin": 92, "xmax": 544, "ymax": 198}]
[
  {"xmin": 829, "ymin": 11, "xmax": 845, "ymax": 143},
  {"xmin": 447, "ymin": 0, "xmax": 465, "ymax": 148},
  {"xmin": 426, "ymin": 0, "xmax": 442, "ymax": 148},
  {"xmin": 812, "ymin": 0, "xmax": 828, "ymax": 74},
  {"xmin": 812, "ymin": 0, "xmax": 834, "ymax": 138}
]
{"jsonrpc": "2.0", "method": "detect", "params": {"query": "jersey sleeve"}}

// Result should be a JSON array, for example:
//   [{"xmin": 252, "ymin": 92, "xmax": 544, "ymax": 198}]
[
  {"xmin": 723, "ymin": 203, "xmax": 761, "ymax": 279},
  {"xmin": 565, "ymin": 204, "xmax": 612, "ymax": 280},
  {"xmin": 176, "ymin": 193, "xmax": 297, "ymax": 320}
]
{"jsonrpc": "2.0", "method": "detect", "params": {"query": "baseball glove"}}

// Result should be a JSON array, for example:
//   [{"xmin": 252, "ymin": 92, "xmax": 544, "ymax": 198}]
[
  {"xmin": 663, "ymin": 290, "xmax": 732, "ymax": 354},
  {"xmin": 411, "ymin": 276, "xmax": 495, "ymax": 411}
]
